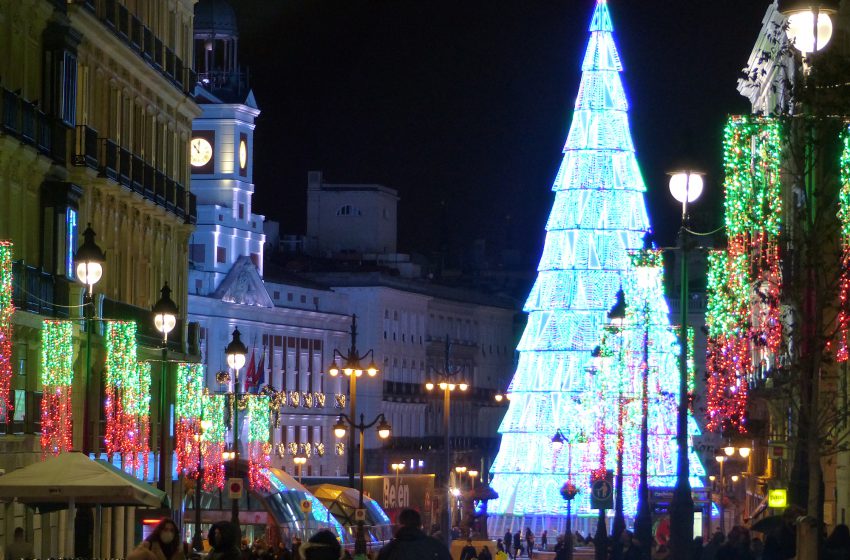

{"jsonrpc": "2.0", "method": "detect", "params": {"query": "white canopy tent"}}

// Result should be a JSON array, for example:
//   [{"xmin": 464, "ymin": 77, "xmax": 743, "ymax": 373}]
[{"xmin": 0, "ymin": 452, "xmax": 168, "ymax": 556}]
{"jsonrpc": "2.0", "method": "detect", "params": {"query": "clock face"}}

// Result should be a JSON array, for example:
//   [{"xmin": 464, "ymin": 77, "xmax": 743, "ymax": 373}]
[
  {"xmin": 191, "ymin": 137, "xmax": 213, "ymax": 167},
  {"xmin": 239, "ymin": 139, "xmax": 247, "ymax": 170}
]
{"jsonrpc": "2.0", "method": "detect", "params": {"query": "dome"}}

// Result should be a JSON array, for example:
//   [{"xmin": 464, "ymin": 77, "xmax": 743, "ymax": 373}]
[{"xmin": 194, "ymin": 0, "xmax": 239, "ymax": 39}]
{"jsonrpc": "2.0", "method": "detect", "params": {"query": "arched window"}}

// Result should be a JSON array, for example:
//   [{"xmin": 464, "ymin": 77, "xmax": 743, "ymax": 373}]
[{"xmin": 336, "ymin": 205, "xmax": 362, "ymax": 216}]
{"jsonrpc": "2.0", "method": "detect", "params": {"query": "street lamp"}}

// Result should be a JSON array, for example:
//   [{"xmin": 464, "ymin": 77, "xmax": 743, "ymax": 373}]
[
  {"xmin": 668, "ymin": 170, "xmax": 703, "ymax": 560},
  {"xmin": 778, "ymin": 0, "xmax": 837, "ymax": 56},
  {"xmin": 391, "ymin": 462, "xmax": 405, "ymax": 491},
  {"xmin": 334, "ymin": 413, "xmax": 391, "ymax": 555},
  {"xmin": 153, "ymin": 283, "xmax": 179, "ymax": 492},
  {"xmin": 468, "ymin": 470, "xmax": 479, "ymax": 488},
  {"xmin": 328, "ymin": 315, "xmax": 379, "ymax": 489},
  {"xmin": 74, "ymin": 224, "xmax": 105, "ymax": 456},
  {"xmin": 425, "ymin": 334, "xmax": 469, "ymax": 548},
  {"xmin": 224, "ymin": 328, "xmax": 247, "ymax": 530},
  {"xmin": 715, "ymin": 455, "xmax": 729, "ymax": 535},
  {"xmin": 605, "ymin": 289, "xmax": 627, "ymax": 560},
  {"xmin": 294, "ymin": 454, "xmax": 308, "ymax": 484},
  {"xmin": 192, "ymin": 418, "xmax": 212, "ymax": 551}
]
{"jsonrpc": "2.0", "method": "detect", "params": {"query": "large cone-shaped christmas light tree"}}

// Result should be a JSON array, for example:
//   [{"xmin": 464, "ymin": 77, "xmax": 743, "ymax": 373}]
[{"xmin": 488, "ymin": 0, "xmax": 705, "ymax": 531}]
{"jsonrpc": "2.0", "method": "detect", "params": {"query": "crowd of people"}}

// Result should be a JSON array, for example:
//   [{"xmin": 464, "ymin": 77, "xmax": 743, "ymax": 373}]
[{"xmin": 10, "ymin": 510, "xmax": 850, "ymax": 560}]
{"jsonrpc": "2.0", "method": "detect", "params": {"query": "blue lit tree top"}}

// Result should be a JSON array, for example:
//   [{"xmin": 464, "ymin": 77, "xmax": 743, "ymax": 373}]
[{"xmin": 487, "ymin": 0, "xmax": 704, "ymax": 523}]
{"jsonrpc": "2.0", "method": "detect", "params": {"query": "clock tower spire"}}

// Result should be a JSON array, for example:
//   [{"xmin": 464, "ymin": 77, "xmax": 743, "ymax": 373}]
[{"xmin": 189, "ymin": 0, "xmax": 264, "ymax": 294}]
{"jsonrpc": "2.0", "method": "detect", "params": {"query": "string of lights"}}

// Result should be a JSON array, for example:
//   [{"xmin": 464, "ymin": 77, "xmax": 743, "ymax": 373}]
[
  {"xmin": 176, "ymin": 363, "xmax": 205, "ymax": 477},
  {"xmin": 836, "ymin": 128, "xmax": 850, "ymax": 360},
  {"xmin": 0, "ymin": 242, "xmax": 13, "ymax": 424},
  {"xmin": 40, "ymin": 321, "xmax": 74, "ymax": 458},
  {"xmin": 705, "ymin": 116, "xmax": 783, "ymax": 433}
]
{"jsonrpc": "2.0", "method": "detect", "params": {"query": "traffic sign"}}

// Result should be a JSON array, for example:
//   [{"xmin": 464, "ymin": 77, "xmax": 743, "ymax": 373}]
[
  {"xmin": 590, "ymin": 470, "xmax": 614, "ymax": 510},
  {"xmin": 300, "ymin": 499, "xmax": 313, "ymax": 513},
  {"xmin": 228, "ymin": 478, "xmax": 244, "ymax": 500},
  {"xmin": 355, "ymin": 508, "xmax": 367, "ymax": 521}
]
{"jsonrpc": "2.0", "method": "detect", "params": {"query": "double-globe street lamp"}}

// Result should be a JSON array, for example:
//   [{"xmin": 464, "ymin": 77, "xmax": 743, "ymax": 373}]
[
  {"xmin": 328, "ymin": 314, "xmax": 380, "ymax": 489},
  {"xmin": 667, "ymin": 170, "xmax": 704, "ymax": 559},
  {"xmin": 714, "ymin": 445, "xmax": 751, "ymax": 535},
  {"xmin": 334, "ymin": 413, "xmax": 392, "ymax": 555},
  {"xmin": 424, "ymin": 335, "xmax": 469, "ymax": 548},
  {"xmin": 552, "ymin": 429, "xmax": 582, "ymax": 560},
  {"xmin": 294, "ymin": 453, "xmax": 308, "ymax": 484}
]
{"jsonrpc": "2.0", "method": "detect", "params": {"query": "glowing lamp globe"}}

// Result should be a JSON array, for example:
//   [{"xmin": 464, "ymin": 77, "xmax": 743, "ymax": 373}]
[
  {"xmin": 425, "ymin": 382, "xmax": 435, "ymax": 391},
  {"xmin": 377, "ymin": 418, "xmax": 391, "ymax": 440},
  {"xmin": 329, "ymin": 366, "xmax": 340, "ymax": 377},
  {"xmin": 366, "ymin": 361, "xmax": 379, "ymax": 376},
  {"xmin": 225, "ymin": 328, "xmax": 248, "ymax": 371},
  {"xmin": 494, "ymin": 394, "xmax": 503, "ymax": 402},
  {"xmin": 723, "ymin": 445, "xmax": 735, "ymax": 457},
  {"xmin": 668, "ymin": 172, "xmax": 704, "ymax": 205},
  {"xmin": 74, "ymin": 224, "xmax": 106, "ymax": 292},
  {"xmin": 333, "ymin": 417, "xmax": 347, "ymax": 439},
  {"xmin": 439, "ymin": 382, "xmax": 448, "ymax": 390},
  {"xmin": 294, "ymin": 455, "xmax": 307, "ymax": 466},
  {"xmin": 739, "ymin": 446, "xmax": 751, "ymax": 458},
  {"xmin": 458, "ymin": 383, "xmax": 468, "ymax": 391},
  {"xmin": 779, "ymin": 1, "xmax": 837, "ymax": 54},
  {"xmin": 152, "ymin": 283, "xmax": 179, "ymax": 339}
]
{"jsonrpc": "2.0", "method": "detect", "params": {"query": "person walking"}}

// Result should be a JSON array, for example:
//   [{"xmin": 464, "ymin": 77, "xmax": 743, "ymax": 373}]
[
  {"xmin": 4, "ymin": 527, "xmax": 33, "ymax": 560},
  {"xmin": 460, "ymin": 538, "xmax": 478, "ymax": 560},
  {"xmin": 479, "ymin": 545, "xmax": 493, "ymax": 560},
  {"xmin": 513, "ymin": 531, "xmax": 522, "ymax": 559},
  {"xmin": 128, "ymin": 518, "xmax": 185, "ymax": 560},
  {"xmin": 540, "ymin": 531, "xmax": 548, "ymax": 552},
  {"xmin": 525, "ymin": 528, "xmax": 535, "ymax": 559},
  {"xmin": 377, "ymin": 508, "xmax": 452, "ymax": 560},
  {"xmin": 504, "ymin": 531, "xmax": 513, "ymax": 560},
  {"xmin": 206, "ymin": 521, "xmax": 242, "ymax": 560}
]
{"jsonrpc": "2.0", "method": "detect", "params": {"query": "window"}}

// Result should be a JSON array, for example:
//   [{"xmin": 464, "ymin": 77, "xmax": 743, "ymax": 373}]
[
  {"xmin": 195, "ymin": 279, "xmax": 202, "ymax": 293},
  {"xmin": 287, "ymin": 293, "xmax": 293, "ymax": 302},
  {"xmin": 313, "ymin": 296, "xmax": 319, "ymax": 306},
  {"xmin": 216, "ymin": 246, "xmax": 226, "ymax": 263},
  {"xmin": 218, "ymin": 214, "xmax": 223, "ymax": 221},
  {"xmin": 336, "ymin": 205, "xmax": 362, "ymax": 216},
  {"xmin": 274, "ymin": 291, "xmax": 280, "ymax": 300},
  {"xmin": 238, "ymin": 203, "xmax": 245, "ymax": 220},
  {"xmin": 190, "ymin": 243, "xmax": 205, "ymax": 263},
  {"xmin": 300, "ymin": 295, "xmax": 306, "ymax": 304}
]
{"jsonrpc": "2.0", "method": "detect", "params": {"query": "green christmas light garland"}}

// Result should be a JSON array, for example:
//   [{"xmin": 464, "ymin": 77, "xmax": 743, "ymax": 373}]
[
  {"xmin": 247, "ymin": 395, "xmax": 271, "ymax": 489},
  {"xmin": 835, "ymin": 127, "xmax": 850, "ymax": 360},
  {"xmin": 175, "ymin": 363, "xmax": 205, "ymax": 477},
  {"xmin": 0, "ymin": 242, "xmax": 13, "ymax": 425},
  {"xmin": 705, "ymin": 116, "xmax": 784, "ymax": 433},
  {"xmin": 40, "ymin": 321, "xmax": 74, "ymax": 457}
]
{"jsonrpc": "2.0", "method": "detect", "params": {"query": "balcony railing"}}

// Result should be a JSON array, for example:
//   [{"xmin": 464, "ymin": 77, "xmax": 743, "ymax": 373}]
[
  {"xmin": 71, "ymin": 0, "xmax": 197, "ymax": 96},
  {"xmin": 11, "ymin": 262, "xmax": 71, "ymax": 319},
  {"xmin": 1, "ymin": 88, "xmax": 68, "ymax": 164}
]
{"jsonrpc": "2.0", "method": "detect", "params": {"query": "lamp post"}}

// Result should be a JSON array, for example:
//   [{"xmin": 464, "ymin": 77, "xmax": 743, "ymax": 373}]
[
  {"xmin": 468, "ymin": 470, "xmax": 478, "ymax": 489},
  {"xmin": 153, "ymin": 283, "xmax": 178, "ymax": 492},
  {"xmin": 225, "ymin": 328, "xmax": 247, "ymax": 530},
  {"xmin": 552, "ymin": 429, "xmax": 584, "ymax": 560},
  {"xmin": 391, "ymin": 462, "xmax": 404, "ymax": 489},
  {"xmin": 667, "ymin": 171, "xmax": 704, "ymax": 559},
  {"xmin": 334, "ymin": 413, "xmax": 392, "ymax": 555},
  {"xmin": 74, "ymin": 224, "xmax": 105, "ymax": 456},
  {"xmin": 714, "ymin": 445, "xmax": 750, "ymax": 535},
  {"xmin": 425, "ymin": 335, "xmax": 468, "ymax": 548},
  {"xmin": 328, "ymin": 314, "xmax": 379, "ymax": 490},
  {"xmin": 294, "ymin": 454, "xmax": 308, "ymax": 484},
  {"xmin": 192, "ymin": 418, "xmax": 212, "ymax": 551},
  {"xmin": 605, "ymin": 290, "xmax": 627, "ymax": 560},
  {"xmin": 778, "ymin": 0, "xmax": 837, "ymax": 62},
  {"xmin": 632, "ymin": 241, "xmax": 657, "ymax": 560}
]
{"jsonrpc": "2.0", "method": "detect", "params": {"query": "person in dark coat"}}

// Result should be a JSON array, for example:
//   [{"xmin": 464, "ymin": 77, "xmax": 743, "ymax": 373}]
[
  {"xmin": 377, "ymin": 508, "xmax": 452, "ymax": 560},
  {"xmin": 824, "ymin": 524, "xmax": 850, "ymax": 560},
  {"xmin": 460, "ymin": 538, "xmax": 478, "ymax": 560},
  {"xmin": 207, "ymin": 522, "xmax": 242, "ymax": 560},
  {"xmin": 504, "ymin": 532, "xmax": 513, "ymax": 559},
  {"xmin": 300, "ymin": 530, "xmax": 341, "ymax": 560},
  {"xmin": 512, "ymin": 532, "xmax": 522, "ymax": 559}
]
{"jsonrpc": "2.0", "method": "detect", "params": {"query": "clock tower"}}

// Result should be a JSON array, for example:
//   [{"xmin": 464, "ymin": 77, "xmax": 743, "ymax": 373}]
[{"xmin": 189, "ymin": 0, "xmax": 264, "ymax": 294}]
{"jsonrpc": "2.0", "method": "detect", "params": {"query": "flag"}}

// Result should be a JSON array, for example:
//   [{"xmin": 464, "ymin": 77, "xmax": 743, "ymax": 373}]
[
  {"xmin": 243, "ymin": 347, "xmax": 256, "ymax": 390},
  {"xmin": 252, "ymin": 350, "xmax": 266, "ymax": 394}
]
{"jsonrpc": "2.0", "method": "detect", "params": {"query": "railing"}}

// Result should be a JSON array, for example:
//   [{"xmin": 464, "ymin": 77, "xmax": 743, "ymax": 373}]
[
  {"xmin": 1, "ymin": 88, "xmax": 67, "ymax": 164},
  {"xmin": 71, "ymin": 0, "xmax": 196, "ymax": 96},
  {"xmin": 74, "ymin": 124, "xmax": 99, "ymax": 169},
  {"xmin": 11, "ymin": 262, "xmax": 71, "ymax": 319}
]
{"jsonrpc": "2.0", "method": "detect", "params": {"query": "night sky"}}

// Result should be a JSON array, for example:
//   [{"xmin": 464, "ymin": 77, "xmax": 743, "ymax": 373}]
[{"xmin": 230, "ymin": 0, "xmax": 770, "ymax": 265}]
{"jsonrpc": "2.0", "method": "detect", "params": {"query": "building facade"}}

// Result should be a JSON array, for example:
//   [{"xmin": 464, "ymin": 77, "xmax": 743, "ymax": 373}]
[{"xmin": 0, "ymin": 0, "xmax": 200, "ymax": 556}]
